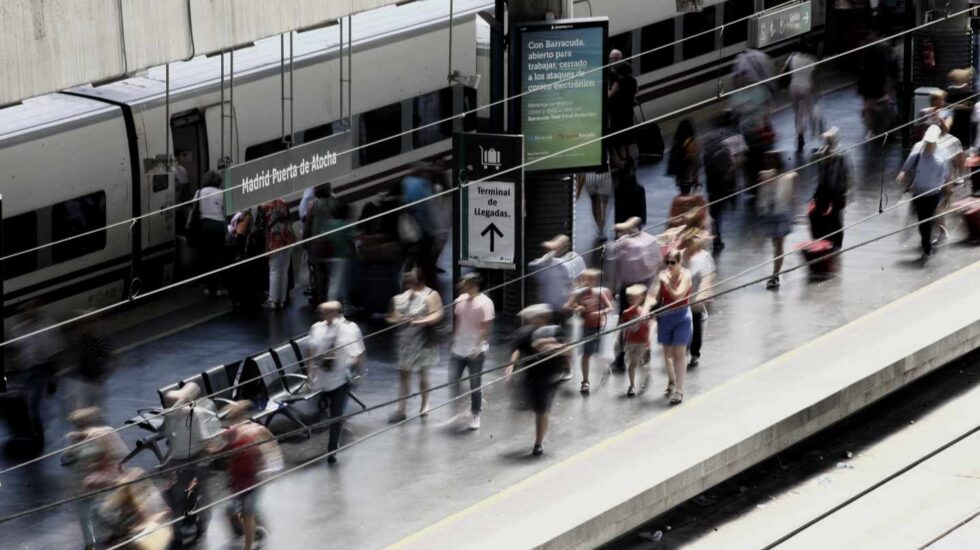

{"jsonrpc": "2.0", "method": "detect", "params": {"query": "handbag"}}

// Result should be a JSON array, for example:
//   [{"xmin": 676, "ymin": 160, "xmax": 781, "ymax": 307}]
[{"xmin": 397, "ymin": 213, "xmax": 422, "ymax": 244}]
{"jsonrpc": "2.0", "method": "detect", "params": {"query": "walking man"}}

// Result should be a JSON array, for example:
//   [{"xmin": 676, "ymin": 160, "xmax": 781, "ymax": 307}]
[
  {"xmin": 897, "ymin": 125, "xmax": 952, "ymax": 262},
  {"xmin": 306, "ymin": 301, "xmax": 366, "ymax": 464},
  {"xmin": 449, "ymin": 273, "xmax": 495, "ymax": 430}
]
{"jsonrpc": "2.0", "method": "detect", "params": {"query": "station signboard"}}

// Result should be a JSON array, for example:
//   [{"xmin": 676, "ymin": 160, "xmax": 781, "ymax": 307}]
[
  {"xmin": 223, "ymin": 131, "xmax": 353, "ymax": 216},
  {"xmin": 748, "ymin": 1, "xmax": 812, "ymax": 49},
  {"xmin": 511, "ymin": 17, "xmax": 608, "ymax": 173},
  {"xmin": 453, "ymin": 133, "xmax": 524, "ymax": 270}
]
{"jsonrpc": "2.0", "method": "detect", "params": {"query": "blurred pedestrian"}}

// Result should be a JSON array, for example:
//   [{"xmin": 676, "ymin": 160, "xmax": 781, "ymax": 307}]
[
  {"xmin": 387, "ymin": 269, "xmax": 444, "ymax": 422},
  {"xmin": 402, "ymin": 166, "xmax": 440, "ymax": 286},
  {"xmin": 507, "ymin": 304, "xmax": 567, "ymax": 456},
  {"xmin": 5, "ymin": 303, "xmax": 63, "ymax": 454},
  {"xmin": 700, "ymin": 111, "xmax": 746, "ymax": 253},
  {"xmin": 577, "ymin": 164, "xmax": 613, "ymax": 237},
  {"xmin": 61, "ymin": 407, "xmax": 127, "ymax": 550},
  {"xmin": 186, "ymin": 170, "xmax": 227, "ymax": 296},
  {"xmin": 667, "ymin": 119, "xmax": 701, "ymax": 195},
  {"xmin": 259, "ymin": 198, "xmax": 296, "ymax": 310},
  {"xmin": 304, "ymin": 184, "xmax": 336, "ymax": 304},
  {"xmin": 679, "ymin": 229, "xmax": 715, "ymax": 369},
  {"xmin": 945, "ymin": 68, "xmax": 975, "ymax": 148},
  {"xmin": 99, "ymin": 467, "xmax": 173, "ymax": 550},
  {"xmin": 528, "ymin": 234, "xmax": 586, "ymax": 316},
  {"xmin": 809, "ymin": 128, "xmax": 851, "ymax": 250},
  {"xmin": 897, "ymin": 125, "xmax": 952, "ymax": 261},
  {"xmin": 912, "ymin": 110, "xmax": 964, "ymax": 244},
  {"xmin": 619, "ymin": 284, "xmax": 650, "ymax": 397},
  {"xmin": 449, "ymin": 273, "xmax": 495, "ymax": 430},
  {"xmin": 609, "ymin": 216, "xmax": 660, "ymax": 372},
  {"xmin": 564, "ymin": 269, "xmax": 613, "ymax": 394},
  {"xmin": 608, "ymin": 48, "xmax": 638, "ymax": 163},
  {"xmin": 645, "ymin": 250, "xmax": 693, "ymax": 405},
  {"xmin": 306, "ymin": 301, "xmax": 365, "ymax": 463},
  {"xmin": 217, "ymin": 401, "xmax": 283, "ymax": 550},
  {"xmin": 59, "ymin": 320, "xmax": 114, "ymax": 415},
  {"xmin": 782, "ymin": 45, "xmax": 818, "ymax": 152},
  {"xmin": 757, "ymin": 152, "xmax": 798, "ymax": 289}
]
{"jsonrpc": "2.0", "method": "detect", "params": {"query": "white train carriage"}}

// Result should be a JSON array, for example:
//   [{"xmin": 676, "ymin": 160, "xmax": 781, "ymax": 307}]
[{"xmin": 0, "ymin": 0, "xmax": 825, "ymax": 326}]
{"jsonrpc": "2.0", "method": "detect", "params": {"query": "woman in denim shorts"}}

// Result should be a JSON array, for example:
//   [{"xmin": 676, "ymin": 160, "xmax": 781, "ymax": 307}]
[{"xmin": 646, "ymin": 249, "xmax": 693, "ymax": 404}]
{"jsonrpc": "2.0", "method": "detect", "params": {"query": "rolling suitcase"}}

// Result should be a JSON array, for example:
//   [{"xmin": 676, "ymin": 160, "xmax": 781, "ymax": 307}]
[
  {"xmin": 798, "ymin": 239, "xmax": 839, "ymax": 275},
  {"xmin": 634, "ymin": 104, "xmax": 664, "ymax": 164},
  {"xmin": 953, "ymin": 198, "xmax": 980, "ymax": 239}
]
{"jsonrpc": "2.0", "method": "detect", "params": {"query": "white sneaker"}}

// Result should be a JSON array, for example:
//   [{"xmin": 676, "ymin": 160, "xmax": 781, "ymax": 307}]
[{"xmin": 468, "ymin": 414, "xmax": 481, "ymax": 430}]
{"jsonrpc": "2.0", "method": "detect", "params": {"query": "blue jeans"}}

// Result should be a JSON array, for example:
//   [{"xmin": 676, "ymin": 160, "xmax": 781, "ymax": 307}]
[{"xmin": 450, "ymin": 353, "xmax": 484, "ymax": 415}]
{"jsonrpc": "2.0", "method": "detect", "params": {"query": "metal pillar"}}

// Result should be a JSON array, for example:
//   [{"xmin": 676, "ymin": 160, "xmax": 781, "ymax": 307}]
[
  {"xmin": 490, "ymin": 0, "xmax": 507, "ymax": 133},
  {"xmin": 281, "ymin": 33, "xmax": 295, "ymax": 147},
  {"xmin": 901, "ymin": 1, "xmax": 915, "ymax": 153}
]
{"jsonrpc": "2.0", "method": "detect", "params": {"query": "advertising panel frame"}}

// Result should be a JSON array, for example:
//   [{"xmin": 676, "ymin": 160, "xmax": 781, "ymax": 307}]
[{"xmin": 510, "ymin": 17, "xmax": 609, "ymax": 176}]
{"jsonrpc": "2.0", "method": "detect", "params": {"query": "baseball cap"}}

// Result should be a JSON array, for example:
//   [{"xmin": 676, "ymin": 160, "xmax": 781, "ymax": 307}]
[{"xmin": 923, "ymin": 124, "xmax": 942, "ymax": 144}]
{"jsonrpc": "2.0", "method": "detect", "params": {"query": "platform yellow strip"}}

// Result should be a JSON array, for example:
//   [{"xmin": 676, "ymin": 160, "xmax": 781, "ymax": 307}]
[{"xmin": 387, "ymin": 260, "xmax": 980, "ymax": 549}]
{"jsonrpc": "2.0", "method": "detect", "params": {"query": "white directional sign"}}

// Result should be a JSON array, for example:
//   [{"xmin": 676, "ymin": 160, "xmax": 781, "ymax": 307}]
[
  {"xmin": 748, "ymin": 1, "xmax": 812, "ymax": 49},
  {"xmin": 463, "ymin": 181, "xmax": 516, "ymax": 266}
]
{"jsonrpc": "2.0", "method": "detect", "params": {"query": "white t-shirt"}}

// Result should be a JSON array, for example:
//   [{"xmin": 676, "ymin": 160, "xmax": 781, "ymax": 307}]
[
  {"xmin": 787, "ymin": 52, "xmax": 816, "ymax": 90},
  {"xmin": 196, "ymin": 186, "xmax": 225, "ymax": 222},
  {"xmin": 307, "ymin": 317, "xmax": 365, "ymax": 392},
  {"xmin": 451, "ymin": 293, "xmax": 495, "ymax": 357},
  {"xmin": 686, "ymin": 250, "xmax": 716, "ymax": 297}
]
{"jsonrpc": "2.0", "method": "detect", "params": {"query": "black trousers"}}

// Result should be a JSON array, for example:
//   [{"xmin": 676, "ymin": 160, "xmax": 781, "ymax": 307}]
[
  {"xmin": 318, "ymin": 383, "xmax": 350, "ymax": 452},
  {"xmin": 913, "ymin": 193, "xmax": 942, "ymax": 256},
  {"xmin": 689, "ymin": 310, "xmax": 704, "ymax": 358}
]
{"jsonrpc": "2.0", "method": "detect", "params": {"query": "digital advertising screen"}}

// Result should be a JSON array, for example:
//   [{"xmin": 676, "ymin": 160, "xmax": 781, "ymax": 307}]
[{"xmin": 512, "ymin": 18, "xmax": 608, "ymax": 173}]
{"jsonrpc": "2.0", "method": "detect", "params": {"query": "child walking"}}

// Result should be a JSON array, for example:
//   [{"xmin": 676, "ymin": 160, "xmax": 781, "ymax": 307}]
[{"xmin": 620, "ymin": 284, "xmax": 651, "ymax": 397}]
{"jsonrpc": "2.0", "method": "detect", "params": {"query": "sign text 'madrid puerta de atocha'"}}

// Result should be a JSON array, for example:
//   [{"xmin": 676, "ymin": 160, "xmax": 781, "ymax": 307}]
[{"xmin": 224, "ymin": 131, "xmax": 353, "ymax": 215}]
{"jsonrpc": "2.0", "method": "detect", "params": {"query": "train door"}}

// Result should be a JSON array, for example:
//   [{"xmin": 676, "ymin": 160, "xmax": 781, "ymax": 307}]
[
  {"xmin": 171, "ymin": 110, "xmax": 209, "ymax": 278},
  {"xmin": 171, "ymin": 110, "xmax": 209, "ymax": 234}
]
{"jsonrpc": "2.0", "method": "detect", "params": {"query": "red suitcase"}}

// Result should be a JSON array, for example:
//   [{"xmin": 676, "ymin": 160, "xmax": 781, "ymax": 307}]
[
  {"xmin": 798, "ymin": 239, "xmax": 839, "ymax": 274},
  {"xmin": 953, "ymin": 198, "xmax": 980, "ymax": 239}
]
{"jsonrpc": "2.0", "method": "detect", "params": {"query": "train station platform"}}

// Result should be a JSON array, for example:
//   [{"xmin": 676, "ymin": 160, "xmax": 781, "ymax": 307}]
[{"xmin": 3, "ymin": 83, "xmax": 980, "ymax": 549}]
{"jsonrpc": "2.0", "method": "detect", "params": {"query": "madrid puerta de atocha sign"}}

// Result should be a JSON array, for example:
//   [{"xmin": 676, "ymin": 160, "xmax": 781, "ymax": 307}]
[
  {"xmin": 224, "ymin": 131, "xmax": 353, "ymax": 216},
  {"xmin": 453, "ymin": 133, "xmax": 524, "ymax": 270}
]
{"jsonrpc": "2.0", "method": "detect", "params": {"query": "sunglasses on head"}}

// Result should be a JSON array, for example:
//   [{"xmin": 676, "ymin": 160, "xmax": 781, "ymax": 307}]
[{"xmin": 666, "ymin": 260, "xmax": 678, "ymax": 266}]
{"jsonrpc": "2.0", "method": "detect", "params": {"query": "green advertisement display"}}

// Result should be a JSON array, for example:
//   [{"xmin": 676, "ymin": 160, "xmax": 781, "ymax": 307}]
[{"xmin": 514, "ymin": 18, "xmax": 607, "ymax": 173}]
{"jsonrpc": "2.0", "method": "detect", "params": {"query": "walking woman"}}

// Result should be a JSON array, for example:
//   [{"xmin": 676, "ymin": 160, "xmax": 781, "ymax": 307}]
[
  {"xmin": 757, "ymin": 152, "xmax": 798, "ymax": 289},
  {"xmin": 645, "ymin": 249, "xmax": 693, "ymax": 404},
  {"xmin": 667, "ymin": 119, "xmax": 701, "ymax": 194},
  {"xmin": 387, "ymin": 268, "xmax": 444, "ymax": 422},
  {"xmin": 260, "ymin": 198, "xmax": 297, "ymax": 310}
]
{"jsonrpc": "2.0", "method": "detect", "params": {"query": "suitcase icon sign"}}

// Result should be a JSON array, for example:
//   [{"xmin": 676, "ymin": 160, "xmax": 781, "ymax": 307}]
[{"xmin": 479, "ymin": 146, "xmax": 502, "ymax": 170}]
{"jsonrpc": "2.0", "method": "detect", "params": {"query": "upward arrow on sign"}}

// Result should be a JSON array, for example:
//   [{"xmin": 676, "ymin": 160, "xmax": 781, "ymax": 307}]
[{"xmin": 480, "ymin": 222, "xmax": 504, "ymax": 252}]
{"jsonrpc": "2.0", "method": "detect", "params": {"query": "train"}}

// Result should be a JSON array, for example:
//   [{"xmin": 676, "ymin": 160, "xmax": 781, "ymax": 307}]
[{"xmin": 0, "ymin": 0, "xmax": 826, "ymax": 326}]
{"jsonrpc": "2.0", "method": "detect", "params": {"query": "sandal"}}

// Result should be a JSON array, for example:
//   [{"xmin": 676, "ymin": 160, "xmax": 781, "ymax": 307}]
[
  {"xmin": 664, "ymin": 382, "xmax": 675, "ymax": 397},
  {"xmin": 670, "ymin": 390, "xmax": 684, "ymax": 405},
  {"xmin": 627, "ymin": 385, "xmax": 636, "ymax": 398},
  {"xmin": 580, "ymin": 381, "xmax": 591, "ymax": 394}
]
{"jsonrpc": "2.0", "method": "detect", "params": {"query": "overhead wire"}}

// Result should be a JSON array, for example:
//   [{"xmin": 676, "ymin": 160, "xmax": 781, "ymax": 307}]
[
  {"xmin": 0, "ymin": 0, "xmax": 797, "ymax": 265},
  {"xmin": 3, "ymin": 65, "xmax": 976, "ymax": 478},
  {"xmin": 107, "ymin": 191, "xmax": 980, "ymax": 550},
  {"xmin": 5, "ymin": 1, "xmax": 973, "ymax": 353},
  {"xmin": 6, "ymin": 173, "xmax": 978, "ymax": 527}
]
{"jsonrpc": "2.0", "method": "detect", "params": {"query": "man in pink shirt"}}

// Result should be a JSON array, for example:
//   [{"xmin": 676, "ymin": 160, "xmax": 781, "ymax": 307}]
[{"xmin": 450, "ymin": 273, "xmax": 495, "ymax": 430}]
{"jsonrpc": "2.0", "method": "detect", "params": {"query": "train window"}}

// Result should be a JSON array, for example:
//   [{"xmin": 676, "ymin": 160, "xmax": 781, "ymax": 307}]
[
  {"xmin": 51, "ymin": 191, "xmax": 107, "ymax": 264},
  {"xmin": 723, "ymin": 0, "xmax": 753, "ymax": 47},
  {"xmin": 3, "ymin": 212, "xmax": 38, "ymax": 279},
  {"xmin": 640, "ymin": 19, "xmax": 676, "ymax": 74},
  {"xmin": 245, "ymin": 138, "xmax": 288, "ymax": 162},
  {"xmin": 359, "ymin": 102, "xmax": 403, "ymax": 165},
  {"xmin": 413, "ymin": 88, "xmax": 454, "ymax": 149},
  {"xmin": 683, "ymin": 6, "xmax": 717, "ymax": 60}
]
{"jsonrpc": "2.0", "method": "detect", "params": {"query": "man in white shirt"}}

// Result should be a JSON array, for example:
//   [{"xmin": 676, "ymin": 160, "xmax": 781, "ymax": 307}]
[
  {"xmin": 450, "ymin": 273, "xmax": 495, "ymax": 430},
  {"xmin": 306, "ymin": 301, "xmax": 366, "ymax": 463}
]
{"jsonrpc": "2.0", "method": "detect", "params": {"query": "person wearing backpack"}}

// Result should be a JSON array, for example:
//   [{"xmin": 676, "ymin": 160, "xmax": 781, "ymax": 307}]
[{"xmin": 260, "ymin": 199, "xmax": 297, "ymax": 310}]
